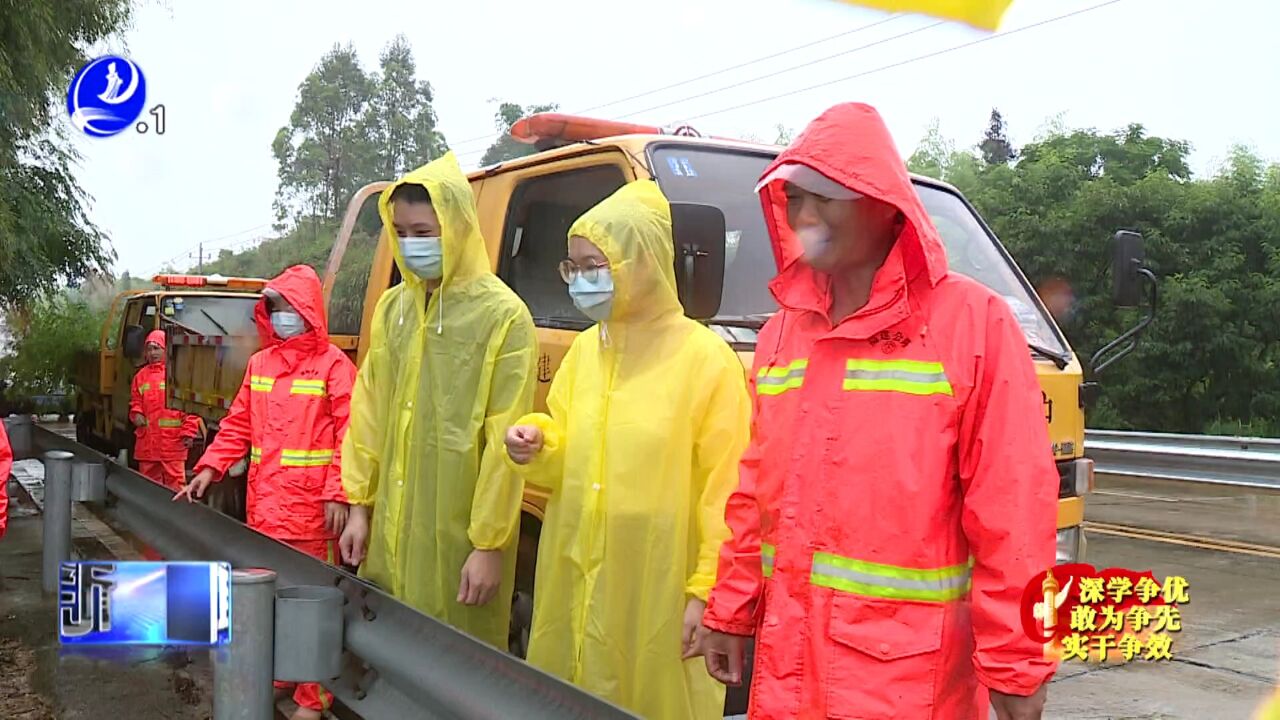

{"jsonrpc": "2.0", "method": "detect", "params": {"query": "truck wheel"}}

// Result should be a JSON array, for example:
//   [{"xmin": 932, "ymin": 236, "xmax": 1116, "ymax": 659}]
[{"xmin": 509, "ymin": 517, "xmax": 540, "ymax": 659}]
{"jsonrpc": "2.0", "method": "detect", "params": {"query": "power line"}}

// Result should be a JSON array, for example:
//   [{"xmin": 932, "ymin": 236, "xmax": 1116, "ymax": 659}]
[
  {"xmin": 678, "ymin": 0, "xmax": 1127, "ymax": 124},
  {"xmin": 445, "ymin": 14, "xmax": 909, "ymax": 154},
  {"xmin": 614, "ymin": 18, "xmax": 946, "ymax": 122}
]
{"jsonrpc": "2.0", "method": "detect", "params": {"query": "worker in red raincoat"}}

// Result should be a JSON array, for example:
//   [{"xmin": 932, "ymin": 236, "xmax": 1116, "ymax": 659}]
[
  {"xmin": 130, "ymin": 330, "xmax": 201, "ymax": 490},
  {"xmin": 0, "ymin": 420, "xmax": 12, "ymax": 540},
  {"xmin": 694, "ymin": 103, "xmax": 1060, "ymax": 719},
  {"xmin": 176, "ymin": 264, "xmax": 356, "ymax": 720}
]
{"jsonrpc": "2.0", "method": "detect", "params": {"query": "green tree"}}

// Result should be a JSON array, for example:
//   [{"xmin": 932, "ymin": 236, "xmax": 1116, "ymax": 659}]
[
  {"xmin": 910, "ymin": 118, "xmax": 1280, "ymax": 435},
  {"xmin": 272, "ymin": 44, "xmax": 375, "ymax": 225},
  {"xmin": 360, "ymin": 34, "xmax": 448, "ymax": 180},
  {"xmin": 979, "ymin": 108, "xmax": 1017, "ymax": 166},
  {"xmin": 0, "ymin": 0, "xmax": 135, "ymax": 307},
  {"xmin": 480, "ymin": 101, "xmax": 558, "ymax": 166}
]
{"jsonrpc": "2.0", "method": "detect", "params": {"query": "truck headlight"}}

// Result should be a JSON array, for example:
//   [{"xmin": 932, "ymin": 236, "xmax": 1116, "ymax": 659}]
[{"xmin": 1056, "ymin": 527, "xmax": 1086, "ymax": 565}]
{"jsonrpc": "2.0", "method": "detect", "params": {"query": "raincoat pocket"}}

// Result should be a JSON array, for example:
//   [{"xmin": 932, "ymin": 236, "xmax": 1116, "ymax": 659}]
[{"xmin": 825, "ymin": 595, "xmax": 943, "ymax": 720}]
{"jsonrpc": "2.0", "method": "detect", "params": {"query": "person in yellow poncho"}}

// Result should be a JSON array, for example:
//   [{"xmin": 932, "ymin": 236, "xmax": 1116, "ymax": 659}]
[
  {"xmin": 339, "ymin": 152, "xmax": 538, "ymax": 649},
  {"xmin": 504, "ymin": 180, "xmax": 751, "ymax": 719}
]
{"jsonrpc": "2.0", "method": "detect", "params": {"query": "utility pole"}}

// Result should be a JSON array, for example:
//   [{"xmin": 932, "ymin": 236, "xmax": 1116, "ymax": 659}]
[{"xmin": 198, "ymin": 243, "xmax": 204, "ymax": 273}]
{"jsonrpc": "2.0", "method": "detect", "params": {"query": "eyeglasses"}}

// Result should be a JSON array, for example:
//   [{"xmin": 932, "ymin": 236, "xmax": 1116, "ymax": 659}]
[{"xmin": 558, "ymin": 259, "xmax": 610, "ymax": 284}]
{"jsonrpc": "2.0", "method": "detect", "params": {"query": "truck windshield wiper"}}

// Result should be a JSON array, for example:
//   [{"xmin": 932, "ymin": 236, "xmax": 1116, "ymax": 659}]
[
  {"xmin": 1029, "ymin": 343, "xmax": 1070, "ymax": 370},
  {"xmin": 200, "ymin": 309, "xmax": 229, "ymax": 335}
]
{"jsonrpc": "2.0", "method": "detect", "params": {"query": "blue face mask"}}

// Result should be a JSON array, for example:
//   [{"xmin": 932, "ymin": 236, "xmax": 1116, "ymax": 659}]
[
  {"xmin": 399, "ymin": 236, "xmax": 444, "ymax": 280},
  {"xmin": 568, "ymin": 269, "xmax": 615, "ymax": 322},
  {"xmin": 271, "ymin": 311, "xmax": 305, "ymax": 339}
]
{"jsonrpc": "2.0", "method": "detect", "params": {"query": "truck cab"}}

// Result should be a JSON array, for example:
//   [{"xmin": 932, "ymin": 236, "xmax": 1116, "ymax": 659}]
[{"xmin": 73, "ymin": 275, "xmax": 264, "ymax": 467}]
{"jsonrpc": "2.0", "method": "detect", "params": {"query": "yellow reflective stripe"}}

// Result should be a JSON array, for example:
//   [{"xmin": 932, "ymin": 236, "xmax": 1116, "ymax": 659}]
[
  {"xmin": 249, "ymin": 375, "xmax": 276, "ymax": 392},
  {"xmin": 139, "ymin": 383, "xmax": 151, "ymax": 392},
  {"xmin": 279, "ymin": 449, "xmax": 335, "ymax": 467},
  {"xmin": 250, "ymin": 446, "xmax": 263, "ymax": 464},
  {"xmin": 156, "ymin": 418, "xmax": 183, "ymax": 428},
  {"xmin": 289, "ymin": 379, "xmax": 327, "ymax": 396},
  {"xmin": 811, "ymin": 551, "xmax": 972, "ymax": 602},
  {"xmin": 761, "ymin": 542, "xmax": 776, "ymax": 578},
  {"xmin": 756, "ymin": 359, "xmax": 808, "ymax": 396},
  {"xmin": 843, "ymin": 358, "xmax": 952, "ymax": 396}
]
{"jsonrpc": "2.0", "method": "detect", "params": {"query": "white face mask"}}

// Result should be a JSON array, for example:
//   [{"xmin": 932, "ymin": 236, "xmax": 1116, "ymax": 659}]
[
  {"xmin": 399, "ymin": 236, "xmax": 444, "ymax": 280},
  {"xmin": 271, "ymin": 311, "xmax": 305, "ymax": 339},
  {"xmin": 795, "ymin": 226, "xmax": 832, "ymax": 263},
  {"xmin": 568, "ymin": 269, "xmax": 615, "ymax": 322}
]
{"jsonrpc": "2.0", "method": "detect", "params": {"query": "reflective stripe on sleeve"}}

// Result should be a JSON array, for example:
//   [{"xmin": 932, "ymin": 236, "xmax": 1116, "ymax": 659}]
[
  {"xmin": 761, "ymin": 542, "xmax": 776, "ymax": 578},
  {"xmin": 843, "ymin": 358, "xmax": 953, "ymax": 397},
  {"xmin": 250, "ymin": 376, "xmax": 276, "ymax": 392}
]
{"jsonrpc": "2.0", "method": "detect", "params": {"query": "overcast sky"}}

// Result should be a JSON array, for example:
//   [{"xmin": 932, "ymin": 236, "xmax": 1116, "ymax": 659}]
[{"xmin": 67, "ymin": 0, "xmax": 1279, "ymax": 278}]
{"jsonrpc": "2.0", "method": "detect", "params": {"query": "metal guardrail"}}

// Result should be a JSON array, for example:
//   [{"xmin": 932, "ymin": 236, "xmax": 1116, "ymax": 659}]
[
  {"xmin": 1085, "ymin": 430, "xmax": 1280, "ymax": 489},
  {"xmin": 4, "ymin": 417, "xmax": 637, "ymax": 720}
]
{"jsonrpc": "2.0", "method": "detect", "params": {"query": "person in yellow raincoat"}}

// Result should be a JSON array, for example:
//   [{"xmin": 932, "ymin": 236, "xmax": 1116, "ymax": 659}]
[
  {"xmin": 504, "ymin": 180, "xmax": 751, "ymax": 719},
  {"xmin": 339, "ymin": 152, "xmax": 538, "ymax": 649}
]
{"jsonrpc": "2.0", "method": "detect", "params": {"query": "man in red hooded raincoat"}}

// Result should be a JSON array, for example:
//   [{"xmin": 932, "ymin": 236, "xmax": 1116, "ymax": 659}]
[
  {"xmin": 130, "ymin": 330, "xmax": 201, "ymax": 490},
  {"xmin": 696, "ymin": 103, "xmax": 1060, "ymax": 719},
  {"xmin": 177, "ymin": 264, "xmax": 356, "ymax": 720}
]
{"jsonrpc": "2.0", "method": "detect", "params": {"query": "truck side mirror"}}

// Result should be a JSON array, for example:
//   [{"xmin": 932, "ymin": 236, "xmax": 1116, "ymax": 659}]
[
  {"xmin": 670, "ymin": 202, "xmax": 726, "ymax": 320},
  {"xmin": 122, "ymin": 324, "xmax": 146, "ymax": 361},
  {"xmin": 1111, "ymin": 230, "xmax": 1146, "ymax": 307}
]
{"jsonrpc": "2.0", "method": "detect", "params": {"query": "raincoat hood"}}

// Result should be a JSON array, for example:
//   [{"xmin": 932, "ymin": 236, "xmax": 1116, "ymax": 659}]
[
  {"xmin": 145, "ymin": 329, "xmax": 167, "ymax": 351},
  {"xmin": 254, "ymin": 264, "xmax": 329, "ymax": 354},
  {"xmin": 566, "ymin": 181, "xmax": 683, "ymax": 324},
  {"xmin": 379, "ymin": 152, "xmax": 490, "ymax": 293},
  {"xmin": 758, "ymin": 103, "xmax": 949, "ymax": 323}
]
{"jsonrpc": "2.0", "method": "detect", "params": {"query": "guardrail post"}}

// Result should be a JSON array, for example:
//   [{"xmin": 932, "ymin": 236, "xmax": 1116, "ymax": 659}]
[
  {"xmin": 214, "ymin": 568, "xmax": 277, "ymax": 720},
  {"xmin": 41, "ymin": 450, "xmax": 75, "ymax": 595},
  {"xmin": 4, "ymin": 414, "xmax": 35, "ymax": 460}
]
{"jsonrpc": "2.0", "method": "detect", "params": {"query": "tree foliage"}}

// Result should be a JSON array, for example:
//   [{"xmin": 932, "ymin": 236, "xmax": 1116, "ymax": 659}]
[
  {"xmin": 0, "ymin": 0, "xmax": 135, "ymax": 308},
  {"xmin": 909, "ymin": 115, "xmax": 1280, "ymax": 434},
  {"xmin": 272, "ymin": 37, "xmax": 447, "ymax": 227},
  {"xmin": 979, "ymin": 108, "xmax": 1017, "ymax": 166},
  {"xmin": 479, "ymin": 101, "xmax": 558, "ymax": 166}
]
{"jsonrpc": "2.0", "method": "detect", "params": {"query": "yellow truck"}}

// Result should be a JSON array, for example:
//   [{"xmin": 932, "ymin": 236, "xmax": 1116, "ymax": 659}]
[
  {"xmin": 72, "ymin": 275, "xmax": 268, "ymax": 466},
  {"xmin": 164, "ymin": 112, "xmax": 1154, "ymax": 667}
]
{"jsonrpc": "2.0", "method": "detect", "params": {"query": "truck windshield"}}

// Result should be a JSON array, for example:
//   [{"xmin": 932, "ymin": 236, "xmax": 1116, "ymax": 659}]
[
  {"xmin": 159, "ymin": 295, "xmax": 259, "ymax": 337},
  {"xmin": 650, "ymin": 145, "xmax": 1069, "ymax": 357}
]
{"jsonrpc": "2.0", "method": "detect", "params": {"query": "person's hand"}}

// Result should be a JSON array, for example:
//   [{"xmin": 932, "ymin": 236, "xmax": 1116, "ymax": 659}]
[
  {"xmin": 699, "ymin": 627, "xmax": 748, "ymax": 685},
  {"xmin": 339, "ymin": 505, "xmax": 370, "ymax": 566},
  {"xmin": 173, "ymin": 467, "xmax": 216, "ymax": 503},
  {"xmin": 181, "ymin": 436, "xmax": 194, "ymax": 449},
  {"xmin": 325, "ymin": 502, "xmax": 349, "ymax": 536},
  {"xmin": 504, "ymin": 425, "xmax": 543, "ymax": 465},
  {"xmin": 457, "ymin": 549, "xmax": 504, "ymax": 606},
  {"xmin": 681, "ymin": 598, "xmax": 708, "ymax": 659},
  {"xmin": 990, "ymin": 685, "xmax": 1048, "ymax": 720},
  {"xmin": 131, "ymin": 413, "xmax": 146, "ymax": 428}
]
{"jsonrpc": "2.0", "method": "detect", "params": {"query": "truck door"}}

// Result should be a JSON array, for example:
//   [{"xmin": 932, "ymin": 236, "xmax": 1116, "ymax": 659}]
[
  {"xmin": 491, "ymin": 154, "xmax": 632, "ymax": 412},
  {"xmin": 109, "ymin": 297, "xmax": 154, "ymax": 449}
]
